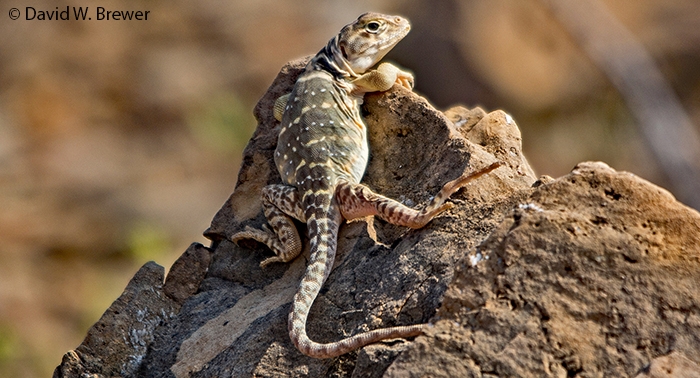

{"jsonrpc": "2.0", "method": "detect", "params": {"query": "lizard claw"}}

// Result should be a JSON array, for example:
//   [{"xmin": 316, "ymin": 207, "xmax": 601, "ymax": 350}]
[{"xmin": 396, "ymin": 70, "xmax": 414, "ymax": 90}]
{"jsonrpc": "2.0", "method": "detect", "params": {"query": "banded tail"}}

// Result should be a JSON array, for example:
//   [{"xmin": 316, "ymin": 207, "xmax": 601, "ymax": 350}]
[{"xmin": 287, "ymin": 190, "xmax": 425, "ymax": 358}]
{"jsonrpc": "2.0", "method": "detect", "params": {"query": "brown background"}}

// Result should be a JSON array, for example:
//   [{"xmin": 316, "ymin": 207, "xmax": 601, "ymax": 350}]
[{"xmin": 1, "ymin": 0, "xmax": 699, "ymax": 376}]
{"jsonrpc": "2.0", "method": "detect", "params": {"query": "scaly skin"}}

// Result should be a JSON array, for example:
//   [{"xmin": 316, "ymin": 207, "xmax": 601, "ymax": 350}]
[{"xmin": 232, "ymin": 13, "xmax": 501, "ymax": 358}]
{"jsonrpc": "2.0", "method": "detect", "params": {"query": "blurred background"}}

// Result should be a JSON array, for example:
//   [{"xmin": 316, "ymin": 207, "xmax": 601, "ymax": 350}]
[{"xmin": 1, "ymin": 0, "xmax": 699, "ymax": 376}]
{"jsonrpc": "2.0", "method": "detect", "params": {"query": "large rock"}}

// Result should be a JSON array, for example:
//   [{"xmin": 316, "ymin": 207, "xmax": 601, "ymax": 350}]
[
  {"xmin": 54, "ymin": 58, "xmax": 700, "ymax": 377},
  {"xmin": 386, "ymin": 161, "xmax": 700, "ymax": 377},
  {"xmin": 53, "ymin": 262, "xmax": 178, "ymax": 378},
  {"xmin": 137, "ymin": 56, "xmax": 533, "ymax": 378}
]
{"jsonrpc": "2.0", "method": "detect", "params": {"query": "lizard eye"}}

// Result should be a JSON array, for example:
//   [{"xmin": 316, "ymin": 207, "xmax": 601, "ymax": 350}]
[{"xmin": 365, "ymin": 21, "xmax": 381, "ymax": 33}]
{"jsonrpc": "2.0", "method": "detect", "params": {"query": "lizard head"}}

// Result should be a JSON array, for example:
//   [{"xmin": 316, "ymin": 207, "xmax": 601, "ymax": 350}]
[{"xmin": 336, "ymin": 13, "xmax": 410, "ymax": 74}]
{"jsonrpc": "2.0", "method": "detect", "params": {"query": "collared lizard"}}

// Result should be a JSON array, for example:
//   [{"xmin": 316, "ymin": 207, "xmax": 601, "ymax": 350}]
[{"xmin": 232, "ymin": 12, "xmax": 501, "ymax": 358}]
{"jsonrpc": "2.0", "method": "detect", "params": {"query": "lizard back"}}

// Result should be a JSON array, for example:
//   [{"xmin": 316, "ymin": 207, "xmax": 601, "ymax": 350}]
[{"xmin": 275, "ymin": 68, "xmax": 369, "ymax": 191}]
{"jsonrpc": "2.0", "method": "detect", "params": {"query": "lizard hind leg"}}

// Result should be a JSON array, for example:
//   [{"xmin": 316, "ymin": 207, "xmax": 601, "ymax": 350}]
[
  {"xmin": 273, "ymin": 93, "xmax": 292, "ymax": 122},
  {"xmin": 231, "ymin": 184, "xmax": 306, "ymax": 268},
  {"xmin": 336, "ymin": 162, "xmax": 502, "ymax": 229}
]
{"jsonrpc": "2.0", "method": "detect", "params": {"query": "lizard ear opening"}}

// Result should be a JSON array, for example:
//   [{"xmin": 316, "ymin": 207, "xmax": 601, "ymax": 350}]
[{"xmin": 339, "ymin": 44, "xmax": 348, "ymax": 59}]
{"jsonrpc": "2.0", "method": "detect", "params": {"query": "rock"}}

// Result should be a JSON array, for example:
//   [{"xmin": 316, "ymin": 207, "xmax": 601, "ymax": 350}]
[
  {"xmin": 54, "ymin": 57, "xmax": 700, "ymax": 377},
  {"xmin": 163, "ymin": 243, "xmax": 212, "ymax": 306},
  {"xmin": 385, "ymin": 162, "xmax": 700, "ymax": 377},
  {"xmin": 53, "ymin": 262, "xmax": 178, "ymax": 378},
  {"xmin": 135, "ymin": 56, "xmax": 533, "ymax": 378},
  {"xmin": 635, "ymin": 351, "xmax": 700, "ymax": 378}
]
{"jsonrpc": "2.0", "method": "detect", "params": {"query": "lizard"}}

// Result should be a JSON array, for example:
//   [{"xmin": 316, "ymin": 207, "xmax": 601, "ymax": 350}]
[{"xmin": 231, "ymin": 12, "xmax": 501, "ymax": 359}]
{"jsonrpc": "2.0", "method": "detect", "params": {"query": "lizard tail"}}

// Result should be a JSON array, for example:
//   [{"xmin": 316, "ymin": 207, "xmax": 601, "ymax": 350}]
[
  {"xmin": 288, "ymin": 197, "xmax": 425, "ymax": 359},
  {"xmin": 289, "ymin": 314, "xmax": 425, "ymax": 358}
]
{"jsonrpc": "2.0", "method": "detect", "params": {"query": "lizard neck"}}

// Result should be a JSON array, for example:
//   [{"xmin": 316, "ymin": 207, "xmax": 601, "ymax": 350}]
[{"xmin": 308, "ymin": 36, "xmax": 360, "ymax": 82}]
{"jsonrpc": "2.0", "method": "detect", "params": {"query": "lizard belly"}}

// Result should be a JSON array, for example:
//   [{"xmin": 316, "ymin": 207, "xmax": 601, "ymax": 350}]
[{"xmin": 275, "ymin": 70, "xmax": 369, "ymax": 187}]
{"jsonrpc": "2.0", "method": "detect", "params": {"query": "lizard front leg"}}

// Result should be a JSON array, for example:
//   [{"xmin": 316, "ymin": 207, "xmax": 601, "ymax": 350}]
[
  {"xmin": 336, "ymin": 162, "xmax": 502, "ymax": 228},
  {"xmin": 231, "ymin": 184, "xmax": 306, "ymax": 267},
  {"xmin": 273, "ymin": 93, "xmax": 292, "ymax": 122},
  {"xmin": 352, "ymin": 62, "xmax": 414, "ymax": 93}
]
